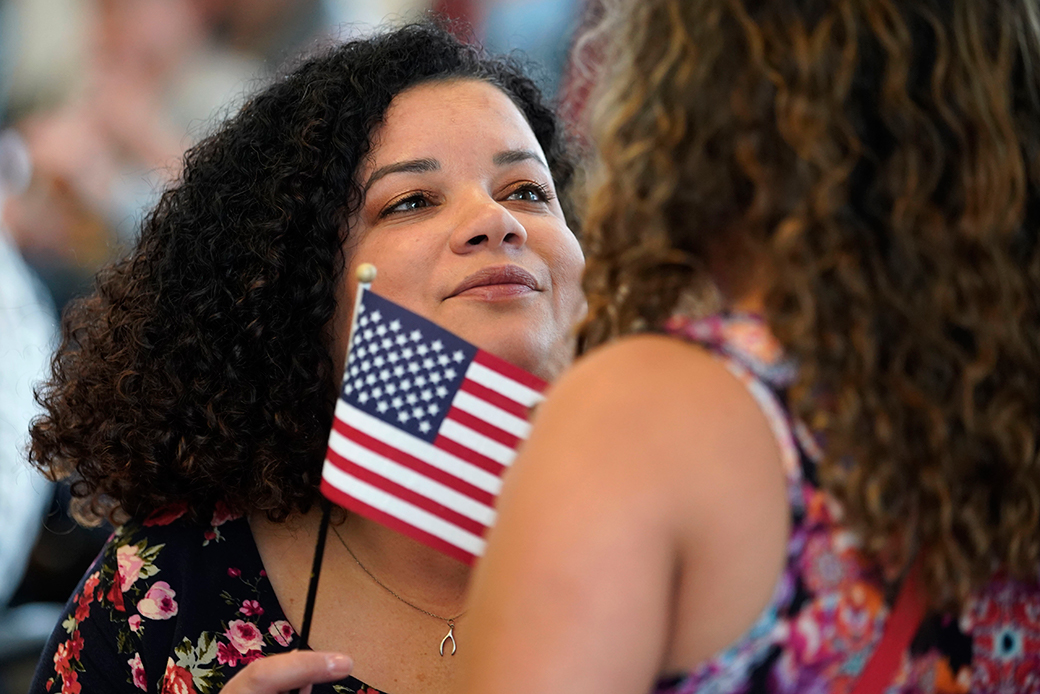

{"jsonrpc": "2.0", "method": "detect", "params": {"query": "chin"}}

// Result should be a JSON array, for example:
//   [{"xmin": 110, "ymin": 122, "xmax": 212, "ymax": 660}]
[
  {"xmin": 438, "ymin": 306, "xmax": 577, "ymax": 382},
  {"xmin": 472, "ymin": 330, "xmax": 574, "ymax": 383}
]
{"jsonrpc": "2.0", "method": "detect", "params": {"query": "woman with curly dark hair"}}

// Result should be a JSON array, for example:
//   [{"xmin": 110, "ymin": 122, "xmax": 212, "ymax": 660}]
[
  {"xmin": 28, "ymin": 22, "xmax": 585, "ymax": 694},
  {"xmin": 459, "ymin": 0, "xmax": 1040, "ymax": 692}
]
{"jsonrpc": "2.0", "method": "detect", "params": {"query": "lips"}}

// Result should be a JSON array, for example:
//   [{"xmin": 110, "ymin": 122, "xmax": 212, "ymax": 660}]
[{"xmin": 448, "ymin": 265, "xmax": 540, "ymax": 298}]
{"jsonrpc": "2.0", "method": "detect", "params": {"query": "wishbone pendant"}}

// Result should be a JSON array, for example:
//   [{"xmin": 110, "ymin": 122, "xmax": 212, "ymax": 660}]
[{"xmin": 439, "ymin": 620, "xmax": 457, "ymax": 656}]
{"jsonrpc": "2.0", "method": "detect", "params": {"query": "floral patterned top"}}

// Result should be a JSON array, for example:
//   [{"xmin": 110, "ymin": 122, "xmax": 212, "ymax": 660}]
[
  {"xmin": 29, "ymin": 503, "xmax": 386, "ymax": 694},
  {"xmin": 654, "ymin": 313, "xmax": 1040, "ymax": 694}
]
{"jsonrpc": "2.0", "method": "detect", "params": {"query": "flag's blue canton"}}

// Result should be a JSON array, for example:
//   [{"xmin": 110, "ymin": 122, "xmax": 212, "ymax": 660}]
[{"xmin": 341, "ymin": 291, "xmax": 478, "ymax": 443}]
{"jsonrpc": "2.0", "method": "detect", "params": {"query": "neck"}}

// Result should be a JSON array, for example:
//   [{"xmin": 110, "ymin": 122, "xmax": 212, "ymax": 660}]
[
  {"xmin": 251, "ymin": 505, "xmax": 472, "ymax": 617},
  {"xmin": 333, "ymin": 512, "xmax": 472, "ymax": 616}
]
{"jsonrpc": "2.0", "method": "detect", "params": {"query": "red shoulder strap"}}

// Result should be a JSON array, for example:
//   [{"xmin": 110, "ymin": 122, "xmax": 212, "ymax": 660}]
[{"xmin": 849, "ymin": 562, "xmax": 926, "ymax": 694}]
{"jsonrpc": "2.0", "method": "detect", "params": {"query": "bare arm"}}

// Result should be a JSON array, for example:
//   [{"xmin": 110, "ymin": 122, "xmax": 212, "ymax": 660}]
[{"xmin": 458, "ymin": 335, "xmax": 789, "ymax": 694}]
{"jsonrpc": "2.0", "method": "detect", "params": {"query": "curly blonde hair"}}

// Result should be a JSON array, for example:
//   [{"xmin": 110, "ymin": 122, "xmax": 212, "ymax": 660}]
[{"xmin": 582, "ymin": 0, "xmax": 1040, "ymax": 611}]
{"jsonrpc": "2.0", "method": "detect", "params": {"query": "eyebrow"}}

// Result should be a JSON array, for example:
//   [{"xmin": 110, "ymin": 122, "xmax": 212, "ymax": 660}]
[
  {"xmin": 363, "ymin": 149, "xmax": 549, "ymax": 193},
  {"xmin": 363, "ymin": 158, "xmax": 440, "ymax": 192},
  {"xmin": 493, "ymin": 149, "xmax": 549, "ymax": 170}
]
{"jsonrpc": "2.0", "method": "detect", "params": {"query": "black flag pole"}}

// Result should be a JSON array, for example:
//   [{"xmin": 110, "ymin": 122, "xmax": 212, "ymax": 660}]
[
  {"xmin": 297, "ymin": 496, "xmax": 331, "ymax": 649},
  {"xmin": 288, "ymin": 497, "xmax": 330, "ymax": 694},
  {"xmin": 290, "ymin": 264, "xmax": 377, "ymax": 692}
]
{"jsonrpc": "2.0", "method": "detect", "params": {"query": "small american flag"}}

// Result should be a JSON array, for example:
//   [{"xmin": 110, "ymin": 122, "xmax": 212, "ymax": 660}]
[{"xmin": 320, "ymin": 287, "xmax": 547, "ymax": 564}]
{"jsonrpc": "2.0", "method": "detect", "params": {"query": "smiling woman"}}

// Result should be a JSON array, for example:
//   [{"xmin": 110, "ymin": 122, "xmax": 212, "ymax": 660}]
[
  {"xmin": 342, "ymin": 79, "xmax": 584, "ymax": 382},
  {"xmin": 26, "ymin": 22, "xmax": 582, "ymax": 694}
]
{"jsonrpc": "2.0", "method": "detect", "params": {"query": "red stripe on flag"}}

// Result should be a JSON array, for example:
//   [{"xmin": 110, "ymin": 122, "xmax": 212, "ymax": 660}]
[
  {"xmin": 332, "ymin": 419, "xmax": 496, "ymax": 507},
  {"xmin": 473, "ymin": 351, "xmax": 547, "ymax": 392},
  {"xmin": 446, "ymin": 407, "xmax": 521, "ymax": 449},
  {"xmin": 433, "ymin": 435, "xmax": 507, "ymax": 476},
  {"xmin": 459, "ymin": 379, "xmax": 529, "ymax": 419},
  {"xmin": 320, "ymin": 479, "xmax": 477, "ymax": 566},
  {"xmin": 325, "ymin": 447, "xmax": 488, "ymax": 538}
]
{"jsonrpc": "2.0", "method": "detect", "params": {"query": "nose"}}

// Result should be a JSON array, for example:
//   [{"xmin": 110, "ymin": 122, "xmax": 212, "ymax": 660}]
[{"xmin": 449, "ymin": 194, "xmax": 528, "ymax": 254}]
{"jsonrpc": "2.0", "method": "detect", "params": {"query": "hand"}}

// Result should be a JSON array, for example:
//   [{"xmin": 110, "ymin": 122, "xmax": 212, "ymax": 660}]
[{"xmin": 220, "ymin": 650, "xmax": 353, "ymax": 694}]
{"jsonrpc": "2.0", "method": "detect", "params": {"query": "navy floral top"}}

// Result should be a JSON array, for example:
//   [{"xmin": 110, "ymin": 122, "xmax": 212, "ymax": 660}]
[
  {"xmin": 29, "ymin": 503, "xmax": 386, "ymax": 694},
  {"xmin": 654, "ymin": 314, "xmax": 1040, "ymax": 694}
]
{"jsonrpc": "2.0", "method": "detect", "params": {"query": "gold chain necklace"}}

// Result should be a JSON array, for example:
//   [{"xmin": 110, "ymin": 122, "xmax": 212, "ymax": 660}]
[{"xmin": 331, "ymin": 526, "xmax": 465, "ymax": 656}]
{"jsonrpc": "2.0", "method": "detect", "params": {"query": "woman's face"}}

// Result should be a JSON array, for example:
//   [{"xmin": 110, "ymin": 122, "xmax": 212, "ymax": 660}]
[{"xmin": 341, "ymin": 79, "xmax": 586, "ymax": 381}]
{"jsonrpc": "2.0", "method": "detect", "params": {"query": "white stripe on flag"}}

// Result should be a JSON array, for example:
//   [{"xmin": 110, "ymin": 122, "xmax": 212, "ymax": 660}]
[
  {"xmin": 322, "ymin": 465, "xmax": 487, "ymax": 555},
  {"xmin": 440, "ymin": 417, "xmax": 516, "ymax": 466},
  {"xmin": 466, "ymin": 361, "xmax": 544, "ymax": 408},
  {"xmin": 452, "ymin": 389, "xmax": 532, "ymax": 439},
  {"xmin": 336, "ymin": 400, "xmax": 502, "ymax": 494},
  {"xmin": 328, "ymin": 428, "xmax": 497, "ymax": 525}
]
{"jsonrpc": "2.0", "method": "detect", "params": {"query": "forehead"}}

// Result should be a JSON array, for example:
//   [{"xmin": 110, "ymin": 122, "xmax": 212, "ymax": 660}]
[{"xmin": 364, "ymin": 79, "xmax": 544, "ymax": 165}]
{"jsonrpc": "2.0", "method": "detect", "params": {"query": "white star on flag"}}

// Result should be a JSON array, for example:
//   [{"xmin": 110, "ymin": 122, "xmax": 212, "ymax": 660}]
[{"xmin": 320, "ymin": 288, "xmax": 547, "ymax": 565}]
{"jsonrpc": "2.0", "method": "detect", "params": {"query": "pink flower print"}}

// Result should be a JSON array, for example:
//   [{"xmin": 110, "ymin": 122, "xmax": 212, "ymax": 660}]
[
  {"xmin": 144, "ymin": 503, "xmax": 188, "ymax": 527},
  {"xmin": 159, "ymin": 658, "xmax": 197, "ymax": 694},
  {"xmin": 268, "ymin": 620, "xmax": 294, "ymax": 647},
  {"xmin": 801, "ymin": 534, "xmax": 852, "ymax": 595},
  {"xmin": 53, "ymin": 642, "xmax": 73, "ymax": 678},
  {"xmin": 116, "ymin": 544, "xmax": 146, "ymax": 593},
  {"xmin": 74, "ymin": 591, "xmax": 92, "ymax": 622},
  {"xmin": 227, "ymin": 567, "xmax": 241, "ymax": 578},
  {"xmin": 216, "ymin": 642, "xmax": 240, "ymax": 667},
  {"xmin": 238, "ymin": 599, "xmax": 264, "ymax": 617},
  {"xmin": 210, "ymin": 500, "xmax": 239, "ymax": 527},
  {"xmin": 83, "ymin": 572, "xmax": 100, "ymax": 601},
  {"xmin": 67, "ymin": 631, "xmax": 84, "ymax": 661},
  {"xmin": 239, "ymin": 650, "xmax": 264, "ymax": 665},
  {"xmin": 129, "ymin": 614, "xmax": 143, "ymax": 632},
  {"xmin": 968, "ymin": 579, "xmax": 1040, "ymax": 691},
  {"xmin": 60, "ymin": 670, "xmax": 81, "ymax": 694},
  {"xmin": 138, "ymin": 581, "xmax": 179, "ymax": 620},
  {"xmin": 226, "ymin": 619, "xmax": 264, "ymax": 654},
  {"xmin": 832, "ymin": 583, "xmax": 884, "ymax": 653},
  {"xmin": 203, "ymin": 530, "xmax": 216, "ymax": 542},
  {"xmin": 725, "ymin": 319, "xmax": 783, "ymax": 364},
  {"xmin": 107, "ymin": 578, "xmax": 126, "ymax": 612},
  {"xmin": 73, "ymin": 576, "xmax": 98, "ymax": 621},
  {"xmin": 787, "ymin": 610, "xmax": 828, "ymax": 666},
  {"xmin": 128, "ymin": 653, "xmax": 147, "ymax": 691}
]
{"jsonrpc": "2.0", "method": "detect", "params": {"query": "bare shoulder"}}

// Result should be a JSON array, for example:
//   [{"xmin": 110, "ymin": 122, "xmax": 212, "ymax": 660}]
[
  {"xmin": 559, "ymin": 333, "xmax": 736, "ymax": 398},
  {"xmin": 529, "ymin": 334, "xmax": 781, "ymax": 481}
]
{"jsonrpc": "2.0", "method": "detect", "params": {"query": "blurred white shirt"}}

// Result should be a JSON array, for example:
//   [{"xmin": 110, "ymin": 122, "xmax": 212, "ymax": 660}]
[{"xmin": 0, "ymin": 210, "xmax": 57, "ymax": 609}]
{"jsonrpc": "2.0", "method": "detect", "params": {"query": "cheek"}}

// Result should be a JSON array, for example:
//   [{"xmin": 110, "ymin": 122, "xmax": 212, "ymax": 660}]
[
  {"xmin": 348, "ymin": 231, "xmax": 441, "ymax": 313},
  {"xmin": 550, "ymin": 233, "xmax": 587, "ymax": 316}
]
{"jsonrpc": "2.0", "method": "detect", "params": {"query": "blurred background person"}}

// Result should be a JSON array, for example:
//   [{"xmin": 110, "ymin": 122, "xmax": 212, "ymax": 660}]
[
  {"xmin": 0, "ymin": 128, "xmax": 59, "ymax": 694},
  {"xmin": 0, "ymin": 2, "xmax": 61, "ymax": 687}
]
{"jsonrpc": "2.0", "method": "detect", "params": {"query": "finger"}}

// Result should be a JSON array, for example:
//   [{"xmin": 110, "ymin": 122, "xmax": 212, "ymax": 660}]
[{"xmin": 222, "ymin": 651, "xmax": 352, "ymax": 694}]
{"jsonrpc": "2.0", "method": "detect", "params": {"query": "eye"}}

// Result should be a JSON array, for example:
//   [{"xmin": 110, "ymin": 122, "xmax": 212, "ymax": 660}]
[
  {"xmin": 504, "ymin": 182, "xmax": 554, "ymax": 204},
  {"xmin": 380, "ymin": 192, "xmax": 434, "ymax": 217}
]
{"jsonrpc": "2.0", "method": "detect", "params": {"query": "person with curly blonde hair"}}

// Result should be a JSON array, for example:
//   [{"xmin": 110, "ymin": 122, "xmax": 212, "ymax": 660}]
[{"xmin": 459, "ymin": 0, "xmax": 1040, "ymax": 692}]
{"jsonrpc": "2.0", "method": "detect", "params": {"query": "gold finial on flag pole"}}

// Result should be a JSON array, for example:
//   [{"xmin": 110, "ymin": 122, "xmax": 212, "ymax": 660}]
[
  {"xmin": 356, "ymin": 263, "xmax": 377, "ymax": 285},
  {"xmin": 346, "ymin": 263, "xmax": 377, "ymax": 352}
]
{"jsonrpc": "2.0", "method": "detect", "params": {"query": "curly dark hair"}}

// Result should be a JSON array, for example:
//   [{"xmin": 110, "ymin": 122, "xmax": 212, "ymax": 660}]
[
  {"xmin": 582, "ymin": 0, "xmax": 1040, "ymax": 610},
  {"xmin": 30, "ymin": 21, "xmax": 576, "ymax": 526}
]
